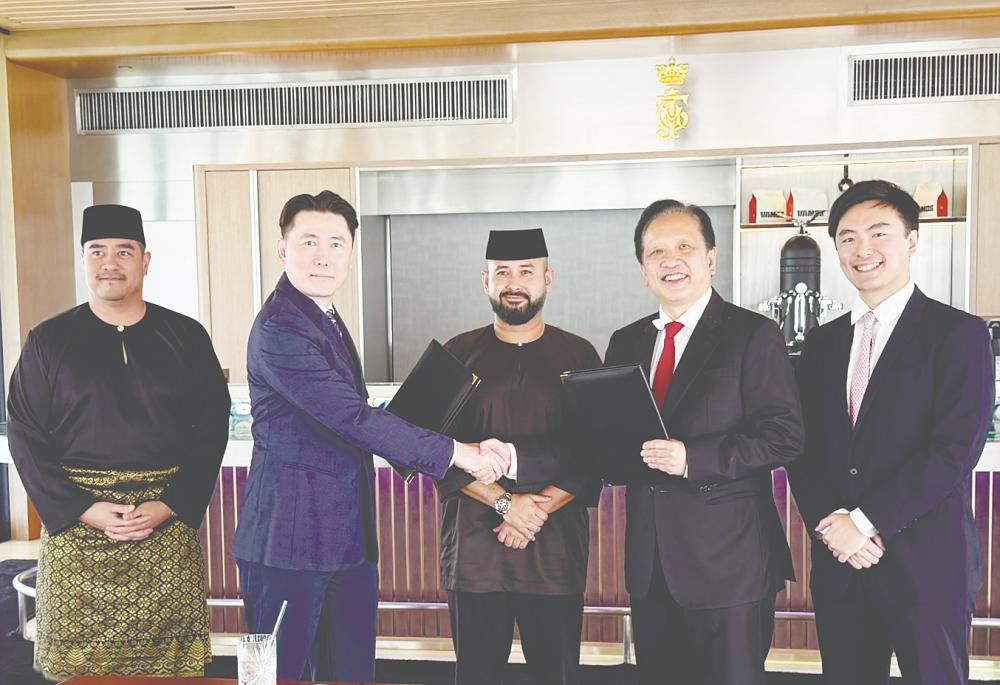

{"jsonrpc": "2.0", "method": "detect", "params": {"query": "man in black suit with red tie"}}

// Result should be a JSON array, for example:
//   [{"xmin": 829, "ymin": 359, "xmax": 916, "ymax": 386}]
[
  {"xmin": 788, "ymin": 180, "xmax": 995, "ymax": 684},
  {"xmin": 604, "ymin": 200, "xmax": 804, "ymax": 685}
]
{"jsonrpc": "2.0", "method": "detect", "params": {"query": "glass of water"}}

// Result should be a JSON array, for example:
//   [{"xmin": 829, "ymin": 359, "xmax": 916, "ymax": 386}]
[{"xmin": 237, "ymin": 633, "xmax": 276, "ymax": 685}]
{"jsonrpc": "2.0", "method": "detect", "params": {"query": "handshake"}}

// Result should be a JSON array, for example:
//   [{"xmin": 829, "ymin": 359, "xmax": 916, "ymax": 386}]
[{"xmin": 453, "ymin": 438, "xmax": 513, "ymax": 484}]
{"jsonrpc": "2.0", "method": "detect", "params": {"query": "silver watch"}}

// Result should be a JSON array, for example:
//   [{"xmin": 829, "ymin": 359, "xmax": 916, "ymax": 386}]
[{"xmin": 494, "ymin": 492, "xmax": 512, "ymax": 516}]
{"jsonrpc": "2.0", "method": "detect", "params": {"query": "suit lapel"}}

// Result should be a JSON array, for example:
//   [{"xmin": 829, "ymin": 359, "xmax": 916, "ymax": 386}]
[
  {"xmin": 660, "ymin": 291, "xmax": 725, "ymax": 422},
  {"xmin": 827, "ymin": 314, "xmax": 854, "ymax": 433},
  {"xmin": 853, "ymin": 288, "xmax": 926, "ymax": 429},
  {"xmin": 337, "ymin": 320, "xmax": 367, "ymax": 398},
  {"xmin": 636, "ymin": 320, "xmax": 659, "ymax": 382},
  {"xmin": 276, "ymin": 275, "xmax": 368, "ymax": 398},
  {"xmin": 323, "ymin": 316, "xmax": 366, "ymax": 398}
]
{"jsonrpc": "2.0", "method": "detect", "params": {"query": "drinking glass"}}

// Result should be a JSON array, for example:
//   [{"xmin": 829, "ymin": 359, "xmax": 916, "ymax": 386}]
[{"xmin": 237, "ymin": 633, "xmax": 276, "ymax": 685}]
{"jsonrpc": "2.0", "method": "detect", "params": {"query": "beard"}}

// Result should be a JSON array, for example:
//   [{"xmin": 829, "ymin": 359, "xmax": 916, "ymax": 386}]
[{"xmin": 490, "ymin": 290, "xmax": 546, "ymax": 325}]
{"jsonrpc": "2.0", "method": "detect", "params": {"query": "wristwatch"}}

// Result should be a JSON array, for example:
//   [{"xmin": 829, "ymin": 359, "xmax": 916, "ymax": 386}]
[{"xmin": 494, "ymin": 492, "xmax": 512, "ymax": 516}]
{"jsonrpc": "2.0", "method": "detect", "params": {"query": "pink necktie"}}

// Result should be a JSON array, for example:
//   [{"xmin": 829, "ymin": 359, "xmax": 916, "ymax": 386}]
[{"xmin": 849, "ymin": 311, "xmax": 878, "ymax": 426}]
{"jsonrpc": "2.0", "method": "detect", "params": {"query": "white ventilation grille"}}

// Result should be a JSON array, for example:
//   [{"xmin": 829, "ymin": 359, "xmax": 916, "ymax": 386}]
[
  {"xmin": 851, "ymin": 50, "xmax": 1000, "ymax": 103},
  {"xmin": 76, "ymin": 75, "xmax": 512, "ymax": 133}
]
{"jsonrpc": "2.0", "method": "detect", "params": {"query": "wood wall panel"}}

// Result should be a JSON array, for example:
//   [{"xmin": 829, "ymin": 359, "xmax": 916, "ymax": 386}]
[
  {"xmin": 1, "ymin": 56, "xmax": 75, "ymax": 540},
  {"xmin": 989, "ymin": 472, "xmax": 1000, "ymax": 656},
  {"xmin": 972, "ymin": 471, "xmax": 990, "ymax": 655},
  {"xmin": 974, "ymin": 143, "xmax": 1000, "ymax": 317},
  {"xmin": 201, "ymin": 170, "xmax": 254, "ymax": 383},
  {"xmin": 374, "ymin": 466, "xmax": 392, "ymax": 638},
  {"xmin": 5, "ymin": 61, "xmax": 75, "ymax": 340},
  {"xmin": 202, "ymin": 464, "xmax": 1000, "ymax": 657},
  {"xmin": 201, "ymin": 466, "xmax": 249, "ymax": 634}
]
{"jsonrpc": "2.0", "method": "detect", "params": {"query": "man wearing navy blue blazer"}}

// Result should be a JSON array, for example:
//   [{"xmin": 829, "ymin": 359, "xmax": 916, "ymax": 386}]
[
  {"xmin": 788, "ymin": 180, "xmax": 995, "ymax": 684},
  {"xmin": 232, "ymin": 190, "xmax": 509, "ymax": 683}
]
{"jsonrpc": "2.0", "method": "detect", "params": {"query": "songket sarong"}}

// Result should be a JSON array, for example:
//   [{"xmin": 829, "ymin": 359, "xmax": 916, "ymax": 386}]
[{"xmin": 34, "ymin": 466, "xmax": 211, "ymax": 680}]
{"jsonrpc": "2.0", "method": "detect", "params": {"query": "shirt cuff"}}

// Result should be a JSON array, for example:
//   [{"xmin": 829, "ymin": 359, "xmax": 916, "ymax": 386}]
[
  {"xmin": 506, "ymin": 443, "xmax": 518, "ymax": 480},
  {"xmin": 450, "ymin": 441, "xmax": 458, "ymax": 468},
  {"xmin": 683, "ymin": 462, "xmax": 688, "ymax": 478},
  {"xmin": 850, "ymin": 508, "xmax": 879, "ymax": 537}
]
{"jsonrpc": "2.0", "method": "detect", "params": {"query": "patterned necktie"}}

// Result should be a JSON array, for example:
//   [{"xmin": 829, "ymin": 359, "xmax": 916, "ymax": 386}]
[
  {"xmin": 324, "ymin": 308, "xmax": 340, "ymax": 333},
  {"xmin": 325, "ymin": 307, "xmax": 364, "ymax": 393},
  {"xmin": 652, "ymin": 322, "xmax": 685, "ymax": 407},
  {"xmin": 849, "ymin": 311, "xmax": 879, "ymax": 426}
]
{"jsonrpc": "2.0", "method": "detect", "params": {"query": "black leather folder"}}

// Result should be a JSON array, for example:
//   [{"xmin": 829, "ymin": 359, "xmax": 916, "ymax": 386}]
[
  {"xmin": 384, "ymin": 340, "xmax": 481, "ymax": 481},
  {"xmin": 560, "ymin": 364, "xmax": 669, "ymax": 485}
]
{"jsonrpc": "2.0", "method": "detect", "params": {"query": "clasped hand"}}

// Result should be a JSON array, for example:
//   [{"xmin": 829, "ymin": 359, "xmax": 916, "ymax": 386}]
[
  {"xmin": 641, "ymin": 439, "xmax": 687, "ymax": 476},
  {"xmin": 493, "ymin": 492, "xmax": 552, "ymax": 548},
  {"xmin": 454, "ymin": 438, "xmax": 512, "ymax": 484},
  {"xmin": 79, "ymin": 500, "xmax": 174, "ymax": 541},
  {"xmin": 816, "ymin": 512, "xmax": 885, "ymax": 570}
]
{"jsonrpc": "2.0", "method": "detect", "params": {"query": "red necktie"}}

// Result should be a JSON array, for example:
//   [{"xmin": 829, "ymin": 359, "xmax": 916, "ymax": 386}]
[{"xmin": 652, "ymin": 321, "xmax": 684, "ymax": 407}]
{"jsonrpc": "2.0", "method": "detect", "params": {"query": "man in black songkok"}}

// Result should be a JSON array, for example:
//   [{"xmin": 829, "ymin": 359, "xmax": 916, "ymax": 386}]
[
  {"xmin": 7, "ymin": 203, "xmax": 231, "ymax": 680},
  {"xmin": 437, "ymin": 228, "xmax": 603, "ymax": 685}
]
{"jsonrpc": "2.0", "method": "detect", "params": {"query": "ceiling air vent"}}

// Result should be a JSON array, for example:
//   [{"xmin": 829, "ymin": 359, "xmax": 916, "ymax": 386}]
[
  {"xmin": 851, "ymin": 49, "xmax": 1000, "ymax": 103},
  {"xmin": 76, "ymin": 74, "xmax": 512, "ymax": 134}
]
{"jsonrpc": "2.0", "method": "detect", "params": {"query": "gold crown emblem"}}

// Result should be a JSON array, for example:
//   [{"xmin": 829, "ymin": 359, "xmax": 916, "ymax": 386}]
[{"xmin": 656, "ymin": 58, "xmax": 689, "ymax": 86}]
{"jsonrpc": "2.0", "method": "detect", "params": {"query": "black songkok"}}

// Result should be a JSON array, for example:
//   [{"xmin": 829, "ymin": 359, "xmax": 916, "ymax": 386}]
[
  {"xmin": 81, "ymin": 204, "xmax": 146, "ymax": 246},
  {"xmin": 485, "ymin": 228, "xmax": 548, "ymax": 260}
]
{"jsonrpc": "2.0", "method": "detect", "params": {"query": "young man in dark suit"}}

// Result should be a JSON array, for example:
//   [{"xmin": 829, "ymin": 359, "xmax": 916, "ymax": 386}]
[
  {"xmin": 232, "ymin": 191, "xmax": 510, "ymax": 682},
  {"xmin": 788, "ymin": 180, "xmax": 995, "ymax": 684},
  {"xmin": 604, "ymin": 200, "xmax": 804, "ymax": 685}
]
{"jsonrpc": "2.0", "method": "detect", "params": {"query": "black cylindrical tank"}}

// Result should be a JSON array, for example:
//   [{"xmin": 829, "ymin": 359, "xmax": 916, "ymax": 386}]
[{"xmin": 780, "ymin": 232, "xmax": 821, "ymax": 343}]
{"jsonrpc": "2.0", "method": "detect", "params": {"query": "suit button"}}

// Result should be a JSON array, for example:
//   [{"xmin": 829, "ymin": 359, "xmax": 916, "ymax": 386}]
[
  {"xmin": 648, "ymin": 485, "xmax": 655, "ymax": 494},
  {"xmin": 849, "ymin": 468, "xmax": 859, "ymax": 476}
]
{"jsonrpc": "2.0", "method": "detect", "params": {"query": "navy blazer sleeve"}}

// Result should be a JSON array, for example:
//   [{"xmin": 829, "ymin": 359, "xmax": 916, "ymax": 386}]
[
  {"xmin": 255, "ymin": 313, "xmax": 454, "ymax": 479},
  {"xmin": 859, "ymin": 316, "xmax": 995, "ymax": 543}
]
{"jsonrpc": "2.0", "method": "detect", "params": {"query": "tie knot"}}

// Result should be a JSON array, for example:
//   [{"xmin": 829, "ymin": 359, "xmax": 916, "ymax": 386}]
[
  {"xmin": 325, "ymin": 308, "xmax": 337, "ymax": 322},
  {"xmin": 664, "ymin": 321, "xmax": 684, "ymax": 339},
  {"xmin": 862, "ymin": 310, "xmax": 877, "ymax": 331}
]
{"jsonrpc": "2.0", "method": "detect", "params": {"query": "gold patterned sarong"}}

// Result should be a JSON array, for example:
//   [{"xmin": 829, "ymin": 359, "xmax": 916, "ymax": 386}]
[{"xmin": 34, "ymin": 467, "xmax": 211, "ymax": 680}]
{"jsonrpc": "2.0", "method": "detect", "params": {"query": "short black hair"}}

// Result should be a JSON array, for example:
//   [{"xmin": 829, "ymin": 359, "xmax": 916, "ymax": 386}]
[
  {"xmin": 633, "ymin": 199, "xmax": 716, "ymax": 262},
  {"xmin": 279, "ymin": 190, "xmax": 359, "ymax": 238},
  {"xmin": 827, "ymin": 180, "xmax": 919, "ymax": 240}
]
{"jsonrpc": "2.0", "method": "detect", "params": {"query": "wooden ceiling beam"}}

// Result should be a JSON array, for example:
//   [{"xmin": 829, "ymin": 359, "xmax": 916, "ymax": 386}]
[{"xmin": 5, "ymin": 0, "xmax": 1000, "ymax": 64}]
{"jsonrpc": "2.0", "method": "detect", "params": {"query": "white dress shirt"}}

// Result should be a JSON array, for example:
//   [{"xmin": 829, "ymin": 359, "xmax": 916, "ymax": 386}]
[
  {"xmin": 838, "ymin": 279, "xmax": 916, "ymax": 537},
  {"xmin": 845, "ymin": 280, "xmax": 915, "ymax": 404},
  {"xmin": 648, "ymin": 286, "xmax": 713, "ymax": 479},
  {"xmin": 650, "ymin": 286, "xmax": 714, "ymax": 375}
]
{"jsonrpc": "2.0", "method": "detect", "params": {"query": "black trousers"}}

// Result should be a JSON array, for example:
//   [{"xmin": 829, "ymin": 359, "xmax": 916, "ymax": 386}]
[
  {"xmin": 812, "ymin": 573, "xmax": 970, "ymax": 685},
  {"xmin": 630, "ymin": 553, "xmax": 775, "ymax": 685},
  {"xmin": 447, "ymin": 590, "xmax": 584, "ymax": 685}
]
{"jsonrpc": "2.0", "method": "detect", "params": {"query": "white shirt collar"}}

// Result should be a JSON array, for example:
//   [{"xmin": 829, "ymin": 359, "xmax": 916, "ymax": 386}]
[
  {"xmin": 850, "ymin": 280, "xmax": 915, "ymax": 326},
  {"xmin": 653, "ymin": 287, "xmax": 713, "ymax": 331},
  {"xmin": 313, "ymin": 300, "xmax": 336, "ymax": 315}
]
